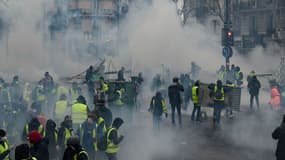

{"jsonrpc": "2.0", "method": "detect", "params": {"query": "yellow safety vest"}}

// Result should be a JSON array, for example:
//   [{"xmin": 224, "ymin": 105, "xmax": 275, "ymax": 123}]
[
  {"xmin": 73, "ymin": 150, "xmax": 88, "ymax": 160},
  {"xmin": 25, "ymin": 124, "xmax": 44, "ymax": 136},
  {"xmin": 114, "ymin": 90, "xmax": 124, "ymax": 106},
  {"xmin": 44, "ymin": 131, "xmax": 58, "ymax": 144},
  {"xmin": 106, "ymin": 128, "xmax": 120, "ymax": 154},
  {"xmin": 78, "ymin": 124, "xmax": 96, "ymax": 150},
  {"xmin": 36, "ymin": 89, "xmax": 45, "ymax": 102},
  {"xmin": 191, "ymin": 86, "xmax": 199, "ymax": 104},
  {"xmin": 23, "ymin": 87, "xmax": 32, "ymax": 103},
  {"xmin": 71, "ymin": 103, "xmax": 88, "ymax": 125},
  {"xmin": 64, "ymin": 128, "xmax": 72, "ymax": 146},
  {"xmin": 97, "ymin": 117, "xmax": 107, "ymax": 133},
  {"xmin": 0, "ymin": 140, "xmax": 9, "ymax": 160},
  {"xmin": 55, "ymin": 100, "xmax": 68, "ymax": 119},
  {"xmin": 213, "ymin": 86, "xmax": 225, "ymax": 101}
]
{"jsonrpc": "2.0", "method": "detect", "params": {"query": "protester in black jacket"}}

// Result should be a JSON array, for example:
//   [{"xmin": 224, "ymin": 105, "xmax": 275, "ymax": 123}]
[
  {"xmin": 45, "ymin": 119, "xmax": 59, "ymax": 159},
  {"xmin": 63, "ymin": 136, "xmax": 88, "ymax": 160},
  {"xmin": 95, "ymin": 99, "xmax": 113, "ymax": 128},
  {"xmin": 168, "ymin": 77, "xmax": 184, "ymax": 127},
  {"xmin": 247, "ymin": 76, "xmax": 261, "ymax": 109},
  {"xmin": 272, "ymin": 115, "xmax": 285, "ymax": 160}
]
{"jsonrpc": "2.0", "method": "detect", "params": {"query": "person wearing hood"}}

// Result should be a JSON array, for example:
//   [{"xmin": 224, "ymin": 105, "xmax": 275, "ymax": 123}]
[
  {"xmin": 272, "ymin": 115, "xmax": 285, "ymax": 160},
  {"xmin": 270, "ymin": 83, "xmax": 281, "ymax": 110},
  {"xmin": 247, "ymin": 76, "xmax": 261, "ymax": 109},
  {"xmin": 0, "ymin": 129, "xmax": 14, "ymax": 160},
  {"xmin": 44, "ymin": 119, "xmax": 59, "ymax": 160},
  {"xmin": 63, "ymin": 136, "xmax": 88, "ymax": 160},
  {"xmin": 71, "ymin": 95, "xmax": 90, "ymax": 129},
  {"xmin": 28, "ymin": 131, "xmax": 49, "ymax": 160},
  {"xmin": 76, "ymin": 113, "xmax": 97, "ymax": 159},
  {"xmin": 22, "ymin": 117, "xmax": 44, "ymax": 141},
  {"xmin": 58, "ymin": 116, "xmax": 73, "ymax": 150},
  {"xmin": 148, "ymin": 92, "xmax": 168, "ymax": 134},
  {"xmin": 95, "ymin": 99, "xmax": 112, "ymax": 128},
  {"xmin": 106, "ymin": 117, "xmax": 124, "ymax": 160},
  {"xmin": 208, "ymin": 80, "xmax": 226, "ymax": 125},
  {"xmin": 191, "ymin": 80, "xmax": 201, "ymax": 122}
]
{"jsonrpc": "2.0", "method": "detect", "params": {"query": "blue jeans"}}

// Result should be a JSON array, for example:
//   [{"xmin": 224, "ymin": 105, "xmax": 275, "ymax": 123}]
[{"xmin": 213, "ymin": 101, "xmax": 224, "ymax": 124}]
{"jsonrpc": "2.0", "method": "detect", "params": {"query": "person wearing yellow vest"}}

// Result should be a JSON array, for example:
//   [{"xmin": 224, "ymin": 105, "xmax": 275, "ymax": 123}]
[
  {"xmin": 76, "ymin": 113, "xmax": 96, "ymax": 160},
  {"xmin": 208, "ymin": 80, "xmax": 225, "ymax": 125},
  {"xmin": 148, "ymin": 91, "xmax": 168, "ymax": 134},
  {"xmin": 225, "ymin": 81, "xmax": 235, "ymax": 117},
  {"xmin": 0, "ymin": 129, "xmax": 14, "ymax": 160},
  {"xmin": 58, "ymin": 115, "xmax": 73, "ymax": 151},
  {"xmin": 54, "ymin": 94, "xmax": 68, "ymax": 123},
  {"xmin": 56, "ymin": 84, "xmax": 69, "ymax": 100},
  {"xmin": 72, "ymin": 95, "xmax": 90, "ymax": 129},
  {"xmin": 106, "ymin": 117, "xmax": 124, "ymax": 160},
  {"xmin": 113, "ymin": 88, "xmax": 124, "ymax": 106},
  {"xmin": 15, "ymin": 143, "xmax": 37, "ymax": 160},
  {"xmin": 23, "ymin": 83, "xmax": 32, "ymax": 107},
  {"xmin": 63, "ymin": 136, "xmax": 89, "ymax": 160},
  {"xmin": 191, "ymin": 80, "xmax": 201, "ymax": 122},
  {"xmin": 22, "ymin": 118, "xmax": 44, "ymax": 142},
  {"xmin": 98, "ymin": 77, "xmax": 109, "ymax": 100},
  {"xmin": 44, "ymin": 119, "xmax": 59, "ymax": 160}
]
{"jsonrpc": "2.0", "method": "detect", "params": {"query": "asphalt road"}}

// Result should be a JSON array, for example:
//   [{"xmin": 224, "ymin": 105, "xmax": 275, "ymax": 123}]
[{"xmin": 117, "ymin": 105, "xmax": 282, "ymax": 160}]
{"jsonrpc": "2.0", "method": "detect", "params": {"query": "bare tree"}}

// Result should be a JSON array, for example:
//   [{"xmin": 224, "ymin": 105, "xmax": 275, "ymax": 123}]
[{"xmin": 204, "ymin": 0, "xmax": 224, "ymax": 22}]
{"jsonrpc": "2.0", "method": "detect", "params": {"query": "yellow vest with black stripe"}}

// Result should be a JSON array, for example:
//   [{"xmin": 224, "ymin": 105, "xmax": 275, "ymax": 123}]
[
  {"xmin": 78, "ymin": 124, "xmax": 96, "ymax": 150},
  {"xmin": 73, "ymin": 150, "xmax": 89, "ymax": 160},
  {"xmin": 213, "ymin": 86, "xmax": 225, "ymax": 101},
  {"xmin": 0, "ymin": 140, "xmax": 9, "ymax": 160},
  {"xmin": 25, "ymin": 124, "xmax": 44, "ymax": 136},
  {"xmin": 97, "ymin": 117, "xmax": 107, "ymax": 133},
  {"xmin": 191, "ymin": 86, "xmax": 199, "ymax": 104},
  {"xmin": 106, "ymin": 128, "xmax": 120, "ymax": 154},
  {"xmin": 71, "ymin": 103, "xmax": 88, "ymax": 124},
  {"xmin": 55, "ymin": 100, "xmax": 68, "ymax": 119}
]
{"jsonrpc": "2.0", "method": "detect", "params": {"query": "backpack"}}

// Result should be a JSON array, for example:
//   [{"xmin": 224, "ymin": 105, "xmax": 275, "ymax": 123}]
[
  {"xmin": 97, "ymin": 131, "xmax": 108, "ymax": 151},
  {"xmin": 215, "ymin": 87, "xmax": 223, "ymax": 99}
]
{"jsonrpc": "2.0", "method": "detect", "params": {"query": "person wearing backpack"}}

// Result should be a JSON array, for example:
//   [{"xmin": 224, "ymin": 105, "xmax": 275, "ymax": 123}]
[
  {"xmin": 247, "ymin": 76, "xmax": 261, "ymax": 109},
  {"xmin": 105, "ymin": 118, "xmax": 124, "ymax": 160},
  {"xmin": 208, "ymin": 80, "xmax": 225, "ymax": 125},
  {"xmin": 148, "ymin": 91, "xmax": 168, "ymax": 135}
]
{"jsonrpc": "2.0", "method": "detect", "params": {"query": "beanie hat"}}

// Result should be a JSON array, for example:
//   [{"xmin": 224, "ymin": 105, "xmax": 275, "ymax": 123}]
[
  {"xmin": 28, "ymin": 131, "xmax": 42, "ymax": 143},
  {"xmin": 15, "ymin": 144, "xmax": 30, "ymax": 160},
  {"xmin": 67, "ymin": 136, "xmax": 80, "ymax": 146}
]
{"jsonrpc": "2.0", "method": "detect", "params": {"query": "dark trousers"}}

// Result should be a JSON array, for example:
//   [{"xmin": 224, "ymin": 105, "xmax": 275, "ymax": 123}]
[
  {"xmin": 153, "ymin": 115, "xmax": 162, "ymax": 134},
  {"xmin": 250, "ymin": 94, "xmax": 259, "ymax": 108},
  {"xmin": 191, "ymin": 104, "xmax": 201, "ymax": 121},
  {"xmin": 171, "ymin": 104, "xmax": 182, "ymax": 126},
  {"xmin": 106, "ymin": 153, "xmax": 118, "ymax": 160},
  {"xmin": 213, "ymin": 101, "xmax": 224, "ymax": 124}
]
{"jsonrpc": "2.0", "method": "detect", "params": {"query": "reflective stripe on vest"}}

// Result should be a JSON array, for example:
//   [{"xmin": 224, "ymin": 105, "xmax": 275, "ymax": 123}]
[
  {"xmin": 25, "ymin": 124, "xmax": 44, "ymax": 136},
  {"xmin": 106, "ymin": 128, "xmax": 120, "ymax": 154},
  {"xmin": 44, "ymin": 131, "xmax": 58, "ymax": 144},
  {"xmin": 0, "ymin": 140, "xmax": 9, "ymax": 160},
  {"xmin": 214, "ymin": 86, "xmax": 225, "ymax": 101},
  {"xmin": 55, "ymin": 100, "xmax": 68, "ymax": 119},
  {"xmin": 97, "ymin": 117, "xmax": 107, "ymax": 133},
  {"xmin": 64, "ymin": 128, "xmax": 72, "ymax": 145},
  {"xmin": 192, "ymin": 86, "xmax": 199, "ymax": 104},
  {"xmin": 79, "ymin": 124, "xmax": 96, "ymax": 149},
  {"xmin": 71, "ymin": 103, "xmax": 88, "ymax": 124},
  {"xmin": 73, "ymin": 150, "xmax": 89, "ymax": 160}
]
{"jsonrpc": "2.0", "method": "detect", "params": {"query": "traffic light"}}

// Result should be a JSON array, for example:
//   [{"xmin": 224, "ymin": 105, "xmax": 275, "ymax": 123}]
[{"xmin": 222, "ymin": 28, "xmax": 234, "ymax": 46}]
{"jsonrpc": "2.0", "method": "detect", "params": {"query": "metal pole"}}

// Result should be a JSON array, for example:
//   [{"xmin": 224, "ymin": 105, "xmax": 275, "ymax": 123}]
[{"xmin": 224, "ymin": 0, "xmax": 230, "ymax": 72}]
